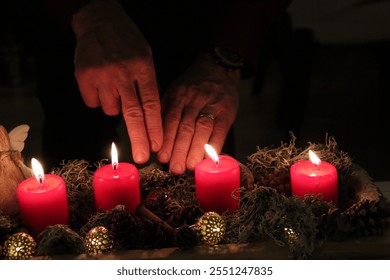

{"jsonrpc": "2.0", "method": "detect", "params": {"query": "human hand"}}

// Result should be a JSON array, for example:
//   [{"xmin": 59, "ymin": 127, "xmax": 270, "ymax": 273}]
[
  {"xmin": 157, "ymin": 53, "xmax": 241, "ymax": 174},
  {"xmin": 71, "ymin": 0, "xmax": 162, "ymax": 164}
]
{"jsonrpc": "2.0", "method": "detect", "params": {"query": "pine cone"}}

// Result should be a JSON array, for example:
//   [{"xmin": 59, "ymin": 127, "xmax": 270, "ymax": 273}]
[
  {"xmin": 352, "ymin": 202, "xmax": 390, "ymax": 236},
  {"xmin": 0, "ymin": 212, "xmax": 18, "ymax": 241},
  {"xmin": 109, "ymin": 206, "xmax": 138, "ymax": 250},
  {"xmin": 323, "ymin": 198, "xmax": 390, "ymax": 241},
  {"xmin": 166, "ymin": 205, "xmax": 204, "ymax": 228},
  {"xmin": 145, "ymin": 188, "xmax": 170, "ymax": 220},
  {"xmin": 176, "ymin": 225, "xmax": 200, "ymax": 248},
  {"xmin": 79, "ymin": 211, "xmax": 112, "ymax": 236},
  {"xmin": 36, "ymin": 224, "xmax": 85, "ymax": 257},
  {"xmin": 135, "ymin": 219, "xmax": 176, "ymax": 249}
]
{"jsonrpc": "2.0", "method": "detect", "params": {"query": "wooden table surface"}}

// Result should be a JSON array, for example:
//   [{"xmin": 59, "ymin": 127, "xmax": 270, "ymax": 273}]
[{"xmin": 68, "ymin": 181, "xmax": 390, "ymax": 260}]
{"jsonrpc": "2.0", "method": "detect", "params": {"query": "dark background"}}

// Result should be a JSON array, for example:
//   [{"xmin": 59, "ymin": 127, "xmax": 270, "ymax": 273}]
[{"xmin": 1, "ymin": 0, "xmax": 389, "ymax": 181}]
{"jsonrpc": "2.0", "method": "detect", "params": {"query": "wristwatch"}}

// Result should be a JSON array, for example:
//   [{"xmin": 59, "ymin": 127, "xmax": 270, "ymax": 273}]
[{"xmin": 212, "ymin": 47, "xmax": 245, "ymax": 71}]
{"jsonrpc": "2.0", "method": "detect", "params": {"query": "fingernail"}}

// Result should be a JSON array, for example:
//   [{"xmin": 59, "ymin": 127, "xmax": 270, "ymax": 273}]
[
  {"xmin": 134, "ymin": 152, "xmax": 147, "ymax": 164},
  {"xmin": 171, "ymin": 162, "xmax": 184, "ymax": 175},
  {"xmin": 158, "ymin": 151, "xmax": 170, "ymax": 163},
  {"xmin": 187, "ymin": 158, "xmax": 198, "ymax": 170}
]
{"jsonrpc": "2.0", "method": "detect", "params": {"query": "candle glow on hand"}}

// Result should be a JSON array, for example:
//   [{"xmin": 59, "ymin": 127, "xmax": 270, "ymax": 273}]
[
  {"xmin": 31, "ymin": 158, "xmax": 44, "ymax": 184},
  {"xmin": 205, "ymin": 144, "xmax": 219, "ymax": 166}
]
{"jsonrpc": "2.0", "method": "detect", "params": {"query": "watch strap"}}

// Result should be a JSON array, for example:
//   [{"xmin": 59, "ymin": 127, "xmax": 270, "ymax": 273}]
[{"xmin": 212, "ymin": 47, "xmax": 245, "ymax": 71}]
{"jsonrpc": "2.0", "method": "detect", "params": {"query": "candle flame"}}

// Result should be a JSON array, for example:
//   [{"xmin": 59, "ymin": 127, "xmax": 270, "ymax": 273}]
[
  {"xmin": 111, "ymin": 142, "xmax": 118, "ymax": 170},
  {"xmin": 309, "ymin": 150, "xmax": 321, "ymax": 166},
  {"xmin": 31, "ymin": 158, "xmax": 44, "ymax": 183},
  {"xmin": 204, "ymin": 144, "xmax": 219, "ymax": 166}
]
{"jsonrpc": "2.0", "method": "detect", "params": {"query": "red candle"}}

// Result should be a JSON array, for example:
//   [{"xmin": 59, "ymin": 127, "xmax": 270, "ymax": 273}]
[
  {"xmin": 195, "ymin": 144, "xmax": 240, "ymax": 214},
  {"xmin": 17, "ymin": 158, "xmax": 69, "ymax": 238},
  {"xmin": 290, "ymin": 150, "xmax": 338, "ymax": 203},
  {"xmin": 93, "ymin": 142, "xmax": 140, "ymax": 213}
]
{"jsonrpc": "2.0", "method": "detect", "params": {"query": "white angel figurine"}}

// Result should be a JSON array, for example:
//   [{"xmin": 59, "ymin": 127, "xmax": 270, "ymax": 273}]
[{"xmin": 0, "ymin": 124, "xmax": 32, "ymax": 215}]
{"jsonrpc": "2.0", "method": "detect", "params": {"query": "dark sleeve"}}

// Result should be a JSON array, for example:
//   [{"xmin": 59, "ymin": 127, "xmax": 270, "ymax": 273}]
[
  {"xmin": 36, "ymin": 0, "xmax": 91, "ymax": 28},
  {"xmin": 210, "ymin": 0, "xmax": 292, "ymax": 68}
]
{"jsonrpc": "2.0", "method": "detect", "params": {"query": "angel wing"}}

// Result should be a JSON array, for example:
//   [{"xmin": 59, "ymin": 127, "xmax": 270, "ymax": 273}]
[{"xmin": 8, "ymin": 124, "xmax": 30, "ymax": 152}]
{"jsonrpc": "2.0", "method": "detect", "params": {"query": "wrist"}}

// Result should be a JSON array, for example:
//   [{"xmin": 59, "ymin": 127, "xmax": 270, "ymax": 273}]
[
  {"xmin": 212, "ymin": 47, "xmax": 245, "ymax": 72},
  {"xmin": 71, "ymin": 0, "xmax": 127, "ymax": 36},
  {"xmin": 196, "ymin": 52, "xmax": 241, "ymax": 84}
]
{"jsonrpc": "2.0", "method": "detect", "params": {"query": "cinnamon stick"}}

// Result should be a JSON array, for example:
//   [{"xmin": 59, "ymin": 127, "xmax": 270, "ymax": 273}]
[{"xmin": 135, "ymin": 204, "xmax": 175, "ymax": 234}]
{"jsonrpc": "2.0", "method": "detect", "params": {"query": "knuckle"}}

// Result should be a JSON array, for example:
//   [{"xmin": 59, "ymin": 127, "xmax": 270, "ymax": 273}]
[
  {"xmin": 122, "ymin": 106, "xmax": 144, "ymax": 120},
  {"xmin": 142, "ymin": 99, "xmax": 161, "ymax": 112},
  {"xmin": 196, "ymin": 118, "xmax": 213, "ymax": 129},
  {"xmin": 178, "ymin": 121, "xmax": 195, "ymax": 136}
]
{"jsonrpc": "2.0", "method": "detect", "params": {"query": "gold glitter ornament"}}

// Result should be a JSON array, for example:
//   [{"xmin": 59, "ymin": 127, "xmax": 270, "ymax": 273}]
[
  {"xmin": 2, "ymin": 232, "xmax": 36, "ymax": 259},
  {"xmin": 284, "ymin": 227, "xmax": 300, "ymax": 244},
  {"xmin": 84, "ymin": 226, "xmax": 114, "ymax": 254},
  {"xmin": 197, "ymin": 212, "xmax": 226, "ymax": 245}
]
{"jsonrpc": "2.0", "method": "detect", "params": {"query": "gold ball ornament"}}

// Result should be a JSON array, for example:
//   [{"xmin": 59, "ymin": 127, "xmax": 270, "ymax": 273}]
[
  {"xmin": 2, "ymin": 232, "xmax": 37, "ymax": 259},
  {"xmin": 284, "ymin": 227, "xmax": 300, "ymax": 245},
  {"xmin": 84, "ymin": 226, "xmax": 114, "ymax": 254},
  {"xmin": 197, "ymin": 212, "xmax": 226, "ymax": 245}
]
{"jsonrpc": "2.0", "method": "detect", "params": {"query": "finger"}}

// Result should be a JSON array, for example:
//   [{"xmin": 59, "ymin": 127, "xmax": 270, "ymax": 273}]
[
  {"xmin": 120, "ymin": 82, "xmax": 150, "ymax": 164},
  {"xmin": 186, "ymin": 114, "xmax": 214, "ymax": 170},
  {"xmin": 208, "ymin": 114, "xmax": 232, "ymax": 155},
  {"xmin": 75, "ymin": 71, "xmax": 101, "ymax": 108},
  {"xmin": 168, "ymin": 105, "xmax": 199, "ymax": 175},
  {"xmin": 97, "ymin": 84, "xmax": 121, "ymax": 116},
  {"xmin": 156, "ymin": 113, "xmax": 179, "ymax": 163},
  {"xmin": 157, "ymin": 87, "xmax": 186, "ymax": 163},
  {"xmin": 135, "ymin": 71, "xmax": 163, "ymax": 152}
]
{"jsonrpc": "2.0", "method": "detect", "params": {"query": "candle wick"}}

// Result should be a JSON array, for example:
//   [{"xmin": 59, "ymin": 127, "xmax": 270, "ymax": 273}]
[
  {"xmin": 113, "ymin": 163, "xmax": 118, "ymax": 171},
  {"xmin": 38, "ymin": 175, "xmax": 43, "ymax": 184},
  {"xmin": 313, "ymin": 164, "xmax": 320, "ymax": 177}
]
